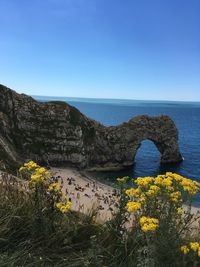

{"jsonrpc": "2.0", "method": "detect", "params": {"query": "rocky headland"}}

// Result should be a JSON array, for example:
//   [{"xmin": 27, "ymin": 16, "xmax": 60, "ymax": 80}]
[{"xmin": 0, "ymin": 84, "xmax": 182, "ymax": 172}]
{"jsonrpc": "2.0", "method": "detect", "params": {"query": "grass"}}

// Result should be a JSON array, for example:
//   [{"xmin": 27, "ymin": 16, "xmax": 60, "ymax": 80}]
[{"xmin": 1, "ymin": 166, "xmax": 200, "ymax": 266}]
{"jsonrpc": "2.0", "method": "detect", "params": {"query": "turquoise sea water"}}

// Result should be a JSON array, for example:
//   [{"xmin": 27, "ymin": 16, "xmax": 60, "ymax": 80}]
[{"xmin": 33, "ymin": 95, "xmax": 200, "ymax": 199}]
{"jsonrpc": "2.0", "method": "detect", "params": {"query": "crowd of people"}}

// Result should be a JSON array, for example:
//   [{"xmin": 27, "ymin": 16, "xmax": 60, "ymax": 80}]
[{"xmin": 55, "ymin": 170, "xmax": 118, "ymax": 220}]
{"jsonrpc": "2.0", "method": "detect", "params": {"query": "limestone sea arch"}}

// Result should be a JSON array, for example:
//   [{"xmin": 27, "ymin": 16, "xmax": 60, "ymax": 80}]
[{"xmin": 0, "ymin": 84, "xmax": 182, "ymax": 172}]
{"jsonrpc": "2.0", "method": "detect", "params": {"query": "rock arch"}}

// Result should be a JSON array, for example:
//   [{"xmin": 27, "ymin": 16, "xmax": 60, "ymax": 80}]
[
  {"xmin": 0, "ymin": 84, "xmax": 183, "ymax": 172},
  {"xmin": 89, "ymin": 115, "xmax": 183, "ymax": 170}
]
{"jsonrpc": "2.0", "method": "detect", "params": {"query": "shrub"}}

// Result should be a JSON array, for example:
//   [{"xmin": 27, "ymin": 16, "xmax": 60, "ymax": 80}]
[
  {"xmin": 109, "ymin": 173, "xmax": 200, "ymax": 266},
  {"xmin": 1, "ymin": 162, "xmax": 200, "ymax": 266}
]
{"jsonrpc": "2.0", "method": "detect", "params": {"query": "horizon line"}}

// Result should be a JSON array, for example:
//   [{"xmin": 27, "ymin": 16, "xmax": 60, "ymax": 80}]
[
  {"xmin": 31, "ymin": 94, "xmax": 200, "ymax": 104},
  {"xmin": 1, "ymin": 83, "xmax": 200, "ymax": 104}
]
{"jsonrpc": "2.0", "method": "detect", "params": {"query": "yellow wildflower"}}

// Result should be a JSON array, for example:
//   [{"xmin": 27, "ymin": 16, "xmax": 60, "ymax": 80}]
[
  {"xmin": 170, "ymin": 192, "xmax": 181, "ymax": 203},
  {"xmin": 177, "ymin": 208, "xmax": 183, "ymax": 215},
  {"xmin": 24, "ymin": 161, "xmax": 39, "ymax": 170},
  {"xmin": 180, "ymin": 245, "xmax": 189, "ymax": 254},
  {"xmin": 56, "ymin": 201, "xmax": 72, "ymax": 213},
  {"xmin": 19, "ymin": 166, "xmax": 26, "ymax": 172},
  {"xmin": 127, "ymin": 201, "xmax": 141, "ymax": 212},
  {"xmin": 154, "ymin": 174, "xmax": 174, "ymax": 191},
  {"xmin": 135, "ymin": 177, "xmax": 154, "ymax": 188},
  {"xmin": 149, "ymin": 185, "xmax": 160, "ymax": 193},
  {"xmin": 36, "ymin": 167, "xmax": 49, "ymax": 175},
  {"xmin": 180, "ymin": 178, "xmax": 200, "ymax": 196},
  {"xmin": 31, "ymin": 173, "xmax": 45, "ymax": 183},
  {"xmin": 173, "ymin": 173, "xmax": 184, "ymax": 182},
  {"xmin": 140, "ymin": 216, "xmax": 159, "ymax": 232},
  {"xmin": 56, "ymin": 202, "xmax": 62, "ymax": 209},
  {"xmin": 144, "ymin": 185, "xmax": 161, "ymax": 198},
  {"xmin": 116, "ymin": 176, "xmax": 128, "ymax": 183},
  {"xmin": 190, "ymin": 242, "xmax": 199, "ymax": 252},
  {"xmin": 48, "ymin": 182, "xmax": 61, "ymax": 192},
  {"xmin": 125, "ymin": 188, "xmax": 141, "ymax": 197},
  {"xmin": 154, "ymin": 175, "xmax": 163, "ymax": 185},
  {"xmin": 139, "ymin": 195, "xmax": 146, "ymax": 204},
  {"xmin": 146, "ymin": 189, "xmax": 156, "ymax": 197},
  {"xmin": 198, "ymin": 248, "xmax": 200, "ymax": 257}
]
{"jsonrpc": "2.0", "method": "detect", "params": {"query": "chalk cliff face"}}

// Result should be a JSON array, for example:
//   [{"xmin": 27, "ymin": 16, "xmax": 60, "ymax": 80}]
[{"xmin": 0, "ymin": 84, "xmax": 182, "ymax": 171}]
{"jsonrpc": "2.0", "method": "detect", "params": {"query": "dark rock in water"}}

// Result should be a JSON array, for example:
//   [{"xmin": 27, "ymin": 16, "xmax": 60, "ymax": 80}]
[{"xmin": 0, "ymin": 84, "xmax": 182, "ymax": 172}]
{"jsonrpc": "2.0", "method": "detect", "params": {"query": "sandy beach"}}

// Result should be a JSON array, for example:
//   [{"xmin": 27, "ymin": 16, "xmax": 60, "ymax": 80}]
[{"xmin": 51, "ymin": 167, "xmax": 117, "ymax": 222}]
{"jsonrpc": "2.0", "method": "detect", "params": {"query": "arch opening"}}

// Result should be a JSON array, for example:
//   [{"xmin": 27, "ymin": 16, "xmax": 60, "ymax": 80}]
[{"xmin": 133, "ymin": 140, "xmax": 160, "ymax": 177}]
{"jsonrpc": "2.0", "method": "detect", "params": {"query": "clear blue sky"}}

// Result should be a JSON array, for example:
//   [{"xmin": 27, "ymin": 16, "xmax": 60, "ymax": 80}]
[{"xmin": 0, "ymin": 0, "xmax": 199, "ymax": 101}]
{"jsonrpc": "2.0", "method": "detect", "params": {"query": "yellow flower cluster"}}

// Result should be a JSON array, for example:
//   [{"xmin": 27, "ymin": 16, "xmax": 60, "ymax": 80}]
[
  {"xmin": 127, "ymin": 201, "xmax": 141, "ymax": 212},
  {"xmin": 125, "ymin": 173, "xmax": 200, "ymax": 208},
  {"xmin": 135, "ymin": 177, "xmax": 154, "ymax": 188},
  {"xmin": 19, "ymin": 161, "xmax": 72, "ymax": 214},
  {"xmin": 170, "ymin": 191, "xmax": 181, "ymax": 203},
  {"xmin": 48, "ymin": 183, "xmax": 72, "ymax": 213},
  {"xmin": 31, "ymin": 167, "xmax": 49, "ymax": 184},
  {"xmin": 123, "ymin": 172, "xmax": 200, "ymax": 235},
  {"xmin": 48, "ymin": 182, "xmax": 61, "ymax": 192},
  {"xmin": 177, "ymin": 207, "xmax": 183, "ymax": 215},
  {"xmin": 145, "ymin": 185, "xmax": 160, "ymax": 198},
  {"xmin": 125, "ymin": 188, "xmax": 141, "ymax": 198},
  {"xmin": 181, "ymin": 242, "xmax": 200, "ymax": 256},
  {"xmin": 36, "ymin": 167, "xmax": 49, "ymax": 175},
  {"xmin": 19, "ymin": 161, "xmax": 49, "ymax": 184},
  {"xmin": 56, "ymin": 201, "xmax": 72, "ymax": 213},
  {"xmin": 190, "ymin": 242, "xmax": 200, "ymax": 252},
  {"xmin": 140, "ymin": 216, "xmax": 159, "ymax": 232},
  {"xmin": 180, "ymin": 245, "xmax": 190, "ymax": 255},
  {"xmin": 180, "ymin": 179, "xmax": 200, "ymax": 196},
  {"xmin": 116, "ymin": 176, "xmax": 128, "ymax": 183},
  {"xmin": 162, "ymin": 172, "xmax": 200, "ymax": 196},
  {"xmin": 19, "ymin": 161, "xmax": 39, "ymax": 172},
  {"xmin": 31, "ymin": 173, "xmax": 45, "ymax": 183}
]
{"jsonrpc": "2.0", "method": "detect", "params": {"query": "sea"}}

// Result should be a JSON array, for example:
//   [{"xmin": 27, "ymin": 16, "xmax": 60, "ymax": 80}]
[{"xmin": 33, "ymin": 95, "xmax": 200, "ymax": 201}]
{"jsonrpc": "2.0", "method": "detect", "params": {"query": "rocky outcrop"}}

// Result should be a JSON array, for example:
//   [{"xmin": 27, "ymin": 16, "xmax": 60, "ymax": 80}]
[{"xmin": 0, "ymin": 84, "xmax": 182, "ymax": 172}]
